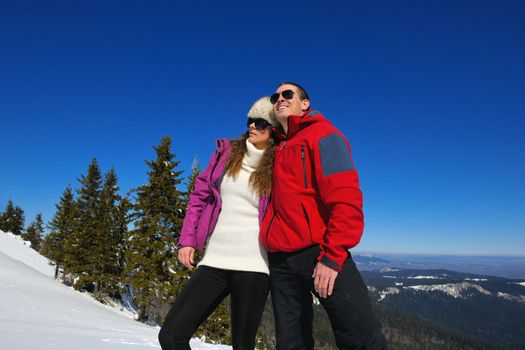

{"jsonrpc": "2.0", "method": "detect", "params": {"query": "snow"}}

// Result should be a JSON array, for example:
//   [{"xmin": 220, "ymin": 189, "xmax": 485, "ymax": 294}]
[
  {"xmin": 464, "ymin": 278, "xmax": 488, "ymax": 281},
  {"xmin": 516, "ymin": 282, "xmax": 525, "ymax": 287},
  {"xmin": 378, "ymin": 287, "xmax": 400, "ymax": 301},
  {"xmin": 382, "ymin": 274, "xmax": 444, "ymax": 280},
  {"xmin": 407, "ymin": 282, "xmax": 492, "ymax": 299},
  {"xmin": 0, "ymin": 231, "xmax": 231, "ymax": 349},
  {"xmin": 380, "ymin": 267, "xmax": 399, "ymax": 272},
  {"xmin": 0, "ymin": 231, "xmax": 55, "ymax": 277},
  {"xmin": 496, "ymin": 292, "xmax": 525, "ymax": 303}
]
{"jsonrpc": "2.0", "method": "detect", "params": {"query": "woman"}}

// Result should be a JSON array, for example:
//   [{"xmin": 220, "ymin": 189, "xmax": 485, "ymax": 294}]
[{"xmin": 158, "ymin": 96, "xmax": 279, "ymax": 350}]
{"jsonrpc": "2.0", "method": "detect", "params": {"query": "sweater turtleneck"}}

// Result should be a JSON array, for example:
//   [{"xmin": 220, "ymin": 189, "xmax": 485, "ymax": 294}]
[{"xmin": 243, "ymin": 139, "xmax": 265, "ymax": 169}]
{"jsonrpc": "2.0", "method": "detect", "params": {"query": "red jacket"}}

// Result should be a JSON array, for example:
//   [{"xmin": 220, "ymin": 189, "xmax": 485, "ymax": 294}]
[{"xmin": 260, "ymin": 110, "xmax": 364, "ymax": 271}]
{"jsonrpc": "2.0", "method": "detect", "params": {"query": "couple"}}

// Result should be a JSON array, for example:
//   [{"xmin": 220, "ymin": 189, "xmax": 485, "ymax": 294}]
[{"xmin": 158, "ymin": 82, "xmax": 387, "ymax": 350}]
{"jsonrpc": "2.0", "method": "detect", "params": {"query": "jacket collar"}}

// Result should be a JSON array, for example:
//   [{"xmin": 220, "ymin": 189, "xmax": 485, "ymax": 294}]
[{"xmin": 286, "ymin": 109, "xmax": 325, "ymax": 139}]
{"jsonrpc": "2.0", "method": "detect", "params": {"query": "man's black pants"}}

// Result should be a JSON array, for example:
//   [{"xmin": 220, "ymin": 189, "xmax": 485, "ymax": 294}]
[
  {"xmin": 158, "ymin": 265, "xmax": 269, "ymax": 350},
  {"xmin": 269, "ymin": 246, "xmax": 387, "ymax": 350}
]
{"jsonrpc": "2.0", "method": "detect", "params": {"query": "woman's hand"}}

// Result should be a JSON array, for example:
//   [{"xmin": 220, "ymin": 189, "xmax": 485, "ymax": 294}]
[{"xmin": 178, "ymin": 247, "xmax": 196, "ymax": 270}]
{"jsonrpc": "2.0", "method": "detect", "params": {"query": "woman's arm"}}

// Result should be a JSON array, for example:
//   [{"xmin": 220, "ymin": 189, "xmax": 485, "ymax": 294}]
[{"xmin": 178, "ymin": 150, "xmax": 218, "ymax": 248}]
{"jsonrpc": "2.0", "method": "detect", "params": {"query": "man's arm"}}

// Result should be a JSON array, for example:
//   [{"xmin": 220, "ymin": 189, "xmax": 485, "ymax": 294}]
[
  {"xmin": 311, "ymin": 131, "xmax": 364, "ymax": 296},
  {"xmin": 314, "ymin": 131, "xmax": 364, "ymax": 269}
]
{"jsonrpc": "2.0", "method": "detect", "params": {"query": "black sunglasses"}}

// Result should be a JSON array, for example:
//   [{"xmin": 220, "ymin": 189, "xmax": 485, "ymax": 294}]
[
  {"xmin": 270, "ymin": 89, "xmax": 295, "ymax": 104},
  {"xmin": 247, "ymin": 117, "xmax": 272, "ymax": 131}
]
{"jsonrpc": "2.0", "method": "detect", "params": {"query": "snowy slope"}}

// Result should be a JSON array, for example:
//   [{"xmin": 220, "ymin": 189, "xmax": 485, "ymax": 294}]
[
  {"xmin": 0, "ymin": 231, "xmax": 54, "ymax": 277},
  {"xmin": 0, "ymin": 231, "xmax": 230, "ymax": 349}
]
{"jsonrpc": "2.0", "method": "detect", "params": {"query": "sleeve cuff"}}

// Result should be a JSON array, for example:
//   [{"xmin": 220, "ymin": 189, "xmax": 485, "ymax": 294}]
[
  {"xmin": 320, "ymin": 255, "xmax": 341, "ymax": 271},
  {"xmin": 178, "ymin": 237, "xmax": 196, "ymax": 249}
]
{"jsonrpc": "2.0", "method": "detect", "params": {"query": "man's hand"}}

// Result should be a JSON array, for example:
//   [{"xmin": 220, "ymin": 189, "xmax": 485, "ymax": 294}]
[
  {"xmin": 178, "ymin": 247, "xmax": 195, "ymax": 270},
  {"xmin": 312, "ymin": 262, "xmax": 338, "ymax": 298}
]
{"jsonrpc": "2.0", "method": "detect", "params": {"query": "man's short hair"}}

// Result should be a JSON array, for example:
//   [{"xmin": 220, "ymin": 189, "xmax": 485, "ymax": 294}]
[{"xmin": 278, "ymin": 82, "xmax": 310, "ymax": 101}]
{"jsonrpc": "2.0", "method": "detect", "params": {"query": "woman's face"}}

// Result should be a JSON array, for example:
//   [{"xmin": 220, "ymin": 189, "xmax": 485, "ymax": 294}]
[{"xmin": 247, "ymin": 122, "xmax": 271, "ymax": 150}]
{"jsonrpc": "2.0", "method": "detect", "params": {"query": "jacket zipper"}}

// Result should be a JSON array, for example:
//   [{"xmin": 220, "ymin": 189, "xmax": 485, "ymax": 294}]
[
  {"xmin": 301, "ymin": 145, "xmax": 307, "ymax": 188},
  {"xmin": 280, "ymin": 140, "xmax": 287, "ymax": 150}
]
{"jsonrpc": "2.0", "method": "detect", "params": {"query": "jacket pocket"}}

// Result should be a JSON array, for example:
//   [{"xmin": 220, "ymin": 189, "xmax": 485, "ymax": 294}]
[
  {"xmin": 301, "ymin": 201, "xmax": 314, "ymax": 245},
  {"xmin": 264, "ymin": 213, "xmax": 276, "ymax": 251},
  {"xmin": 301, "ymin": 200, "xmax": 326, "ymax": 245},
  {"xmin": 196, "ymin": 202, "xmax": 214, "ymax": 243}
]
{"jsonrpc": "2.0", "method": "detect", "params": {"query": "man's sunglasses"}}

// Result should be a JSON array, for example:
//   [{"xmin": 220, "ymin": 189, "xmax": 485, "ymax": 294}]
[
  {"xmin": 270, "ymin": 89, "xmax": 295, "ymax": 104},
  {"xmin": 247, "ymin": 117, "xmax": 272, "ymax": 131}
]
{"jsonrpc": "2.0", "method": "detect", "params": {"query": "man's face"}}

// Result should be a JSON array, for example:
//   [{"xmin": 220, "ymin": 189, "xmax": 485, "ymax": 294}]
[{"xmin": 273, "ymin": 84, "xmax": 310, "ymax": 123}]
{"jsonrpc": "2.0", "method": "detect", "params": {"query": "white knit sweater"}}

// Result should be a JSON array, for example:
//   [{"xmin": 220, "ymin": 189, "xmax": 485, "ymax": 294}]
[{"xmin": 198, "ymin": 140, "xmax": 269, "ymax": 275}]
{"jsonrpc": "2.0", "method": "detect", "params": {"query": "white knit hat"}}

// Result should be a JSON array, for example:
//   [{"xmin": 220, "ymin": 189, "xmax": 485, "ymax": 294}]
[{"xmin": 247, "ymin": 96, "xmax": 278, "ymax": 127}]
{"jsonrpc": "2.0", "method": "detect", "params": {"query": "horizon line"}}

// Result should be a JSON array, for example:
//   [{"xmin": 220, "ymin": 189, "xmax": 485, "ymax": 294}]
[{"xmin": 354, "ymin": 250, "xmax": 525, "ymax": 258}]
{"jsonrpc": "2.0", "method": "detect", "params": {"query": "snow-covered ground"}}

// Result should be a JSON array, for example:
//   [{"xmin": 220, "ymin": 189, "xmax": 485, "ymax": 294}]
[
  {"xmin": 407, "ymin": 282, "xmax": 492, "ymax": 299},
  {"xmin": 0, "ymin": 231, "xmax": 230, "ymax": 349},
  {"xmin": 406, "ymin": 275, "xmax": 444, "ymax": 280},
  {"xmin": 0, "ymin": 231, "xmax": 55, "ymax": 277}
]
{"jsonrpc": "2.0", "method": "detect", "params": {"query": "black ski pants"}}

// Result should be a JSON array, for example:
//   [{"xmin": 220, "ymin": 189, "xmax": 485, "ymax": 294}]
[
  {"xmin": 269, "ymin": 245, "xmax": 387, "ymax": 350},
  {"xmin": 158, "ymin": 265, "xmax": 269, "ymax": 350}
]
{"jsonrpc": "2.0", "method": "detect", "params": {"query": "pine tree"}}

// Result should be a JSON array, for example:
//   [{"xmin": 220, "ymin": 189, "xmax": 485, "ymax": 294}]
[
  {"xmin": 12, "ymin": 206, "xmax": 25, "ymax": 236},
  {"xmin": 65, "ymin": 159, "xmax": 103, "ymax": 291},
  {"xmin": 114, "ymin": 196, "xmax": 132, "ymax": 290},
  {"xmin": 0, "ymin": 200, "xmax": 14, "ymax": 232},
  {"xmin": 125, "ymin": 136, "xmax": 186, "ymax": 322},
  {"xmin": 42, "ymin": 185, "xmax": 77, "ymax": 280},
  {"xmin": 196, "ymin": 297, "xmax": 232, "ymax": 345},
  {"xmin": 0, "ymin": 200, "xmax": 24, "ymax": 235},
  {"xmin": 23, "ymin": 213, "xmax": 44, "ymax": 251},
  {"xmin": 91, "ymin": 169, "xmax": 130, "ymax": 300},
  {"xmin": 0, "ymin": 203, "xmax": 5, "ymax": 232},
  {"xmin": 182, "ymin": 157, "xmax": 200, "ymax": 210}
]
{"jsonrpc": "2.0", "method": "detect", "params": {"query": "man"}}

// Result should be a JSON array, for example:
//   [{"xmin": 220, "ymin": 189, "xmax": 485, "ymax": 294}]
[{"xmin": 261, "ymin": 82, "xmax": 387, "ymax": 349}]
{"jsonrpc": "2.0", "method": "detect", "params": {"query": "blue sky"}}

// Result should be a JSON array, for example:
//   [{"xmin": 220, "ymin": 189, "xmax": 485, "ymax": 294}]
[{"xmin": 1, "ymin": 0, "xmax": 524, "ymax": 255}]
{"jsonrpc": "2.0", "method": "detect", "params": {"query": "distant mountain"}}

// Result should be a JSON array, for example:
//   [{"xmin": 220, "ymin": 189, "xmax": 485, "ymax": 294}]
[
  {"xmin": 354, "ymin": 252, "xmax": 525, "ymax": 279},
  {"xmin": 352, "ymin": 253, "xmax": 393, "ymax": 271},
  {"xmin": 352, "ymin": 253, "xmax": 525, "ymax": 347},
  {"xmin": 362, "ymin": 268, "xmax": 525, "ymax": 348}
]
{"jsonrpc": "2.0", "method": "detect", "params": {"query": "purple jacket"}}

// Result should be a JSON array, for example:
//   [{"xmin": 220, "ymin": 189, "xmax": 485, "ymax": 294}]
[{"xmin": 179, "ymin": 139, "xmax": 270, "ymax": 252}]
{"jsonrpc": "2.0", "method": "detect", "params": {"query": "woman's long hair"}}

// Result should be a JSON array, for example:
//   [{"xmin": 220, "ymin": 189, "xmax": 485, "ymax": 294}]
[{"xmin": 225, "ymin": 131, "xmax": 276, "ymax": 197}]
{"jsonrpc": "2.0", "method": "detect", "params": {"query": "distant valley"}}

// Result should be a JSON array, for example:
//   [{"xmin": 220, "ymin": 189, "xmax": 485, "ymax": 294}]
[{"xmin": 352, "ymin": 253, "xmax": 525, "ymax": 348}]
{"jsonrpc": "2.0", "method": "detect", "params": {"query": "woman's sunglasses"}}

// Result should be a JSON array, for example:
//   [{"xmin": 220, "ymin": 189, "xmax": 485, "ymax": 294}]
[
  {"xmin": 270, "ymin": 89, "xmax": 295, "ymax": 104},
  {"xmin": 247, "ymin": 117, "xmax": 272, "ymax": 131}
]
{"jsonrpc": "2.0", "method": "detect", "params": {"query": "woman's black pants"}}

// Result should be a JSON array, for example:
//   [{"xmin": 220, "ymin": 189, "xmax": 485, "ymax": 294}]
[{"xmin": 158, "ymin": 265, "xmax": 269, "ymax": 350}]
